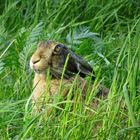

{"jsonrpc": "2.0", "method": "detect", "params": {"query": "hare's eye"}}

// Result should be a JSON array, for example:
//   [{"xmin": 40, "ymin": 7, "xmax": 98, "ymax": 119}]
[{"xmin": 54, "ymin": 44, "xmax": 61, "ymax": 52}]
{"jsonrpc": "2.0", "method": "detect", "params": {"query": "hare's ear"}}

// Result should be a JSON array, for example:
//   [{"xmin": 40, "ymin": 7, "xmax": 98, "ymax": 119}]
[
  {"xmin": 66, "ymin": 51, "xmax": 96, "ymax": 80},
  {"xmin": 76, "ymin": 62, "xmax": 95, "ymax": 80}
]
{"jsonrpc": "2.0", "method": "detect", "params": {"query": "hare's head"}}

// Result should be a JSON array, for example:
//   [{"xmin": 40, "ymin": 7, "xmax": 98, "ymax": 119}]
[
  {"xmin": 30, "ymin": 40, "xmax": 65, "ymax": 73},
  {"xmin": 30, "ymin": 40, "xmax": 95, "ymax": 80}
]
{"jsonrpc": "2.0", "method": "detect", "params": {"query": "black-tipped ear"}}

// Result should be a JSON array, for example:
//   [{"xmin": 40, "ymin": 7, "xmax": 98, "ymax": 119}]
[
  {"xmin": 65, "ymin": 50, "xmax": 96, "ymax": 80},
  {"xmin": 76, "ymin": 62, "xmax": 95, "ymax": 80},
  {"xmin": 50, "ymin": 43, "xmax": 96, "ymax": 81}
]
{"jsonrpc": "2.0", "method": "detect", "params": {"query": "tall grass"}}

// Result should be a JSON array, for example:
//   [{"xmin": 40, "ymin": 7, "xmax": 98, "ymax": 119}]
[{"xmin": 0, "ymin": 0, "xmax": 140, "ymax": 139}]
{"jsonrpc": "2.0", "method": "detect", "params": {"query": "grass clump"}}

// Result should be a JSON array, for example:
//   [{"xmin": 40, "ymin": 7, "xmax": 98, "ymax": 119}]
[{"xmin": 0, "ymin": 0, "xmax": 140, "ymax": 139}]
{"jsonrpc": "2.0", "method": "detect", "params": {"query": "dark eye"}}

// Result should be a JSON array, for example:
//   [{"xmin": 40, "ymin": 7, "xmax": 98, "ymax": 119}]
[{"xmin": 54, "ymin": 44, "xmax": 61, "ymax": 52}]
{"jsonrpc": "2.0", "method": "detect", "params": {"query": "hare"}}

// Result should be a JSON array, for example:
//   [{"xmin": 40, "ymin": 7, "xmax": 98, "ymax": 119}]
[
  {"xmin": 30, "ymin": 40, "xmax": 95, "ymax": 79},
  {"xmin": 30, "ymin": 40, "xmax": 109, "ymax": 112}
]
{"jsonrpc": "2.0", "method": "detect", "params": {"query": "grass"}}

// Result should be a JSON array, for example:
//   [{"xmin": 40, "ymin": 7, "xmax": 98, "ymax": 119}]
[{"xmin": 0, "ymin": 0, "xmax": 140, "ymax": 139}]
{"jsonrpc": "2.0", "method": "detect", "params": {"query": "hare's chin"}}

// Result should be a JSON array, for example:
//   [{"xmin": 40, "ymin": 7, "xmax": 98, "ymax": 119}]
[
  {"xmin": 30, "ymin": 61, "xmax": 41, "ymax": 73},
  {"xmin": 33, "ymin": 69, "xmax": 44, "ymax": 74}
]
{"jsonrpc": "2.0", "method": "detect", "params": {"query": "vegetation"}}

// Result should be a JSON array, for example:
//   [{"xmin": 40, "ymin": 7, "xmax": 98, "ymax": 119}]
[{"xmin": 0, "ymin": 0, "xmax": 140, "ymax": 139}]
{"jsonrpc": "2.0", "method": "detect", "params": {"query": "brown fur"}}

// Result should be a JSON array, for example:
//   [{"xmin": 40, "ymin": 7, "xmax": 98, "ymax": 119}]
[{"xmin": 31, "ymin": 72, "xmax": 88, "ymax": 112}]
